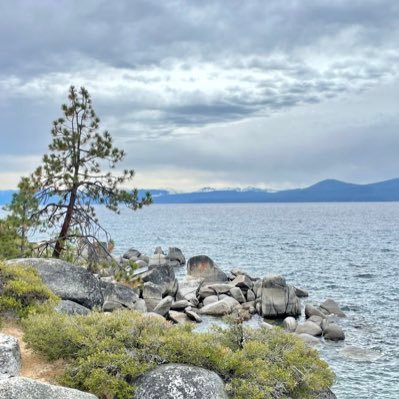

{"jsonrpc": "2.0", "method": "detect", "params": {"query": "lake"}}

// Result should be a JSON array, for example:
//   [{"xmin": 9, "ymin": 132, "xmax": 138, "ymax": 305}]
[{"xmin": 96, "ymin": 202, "xmax": 399, "ymax": 399}]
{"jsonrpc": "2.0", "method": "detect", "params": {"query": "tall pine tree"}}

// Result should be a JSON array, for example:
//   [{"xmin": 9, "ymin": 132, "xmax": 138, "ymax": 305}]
[{"xmin": 32, "ymin": 86, "xmax": 151, "ymax": 258}]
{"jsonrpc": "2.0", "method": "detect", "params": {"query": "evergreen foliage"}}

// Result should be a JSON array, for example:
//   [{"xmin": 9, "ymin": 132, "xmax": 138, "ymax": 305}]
[
  {"xmin": 23, "ymin": 310, "xmax": 335, "ymax": 399},
  {"xmin": 28, "ymin": 86, "xmax": 152, "ymax": 259}
]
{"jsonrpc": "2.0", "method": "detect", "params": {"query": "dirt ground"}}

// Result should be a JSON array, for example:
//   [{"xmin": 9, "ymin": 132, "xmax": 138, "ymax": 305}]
[{"xmin": 1, "ymin": 320, "xmax": 65, "ymax": 384}]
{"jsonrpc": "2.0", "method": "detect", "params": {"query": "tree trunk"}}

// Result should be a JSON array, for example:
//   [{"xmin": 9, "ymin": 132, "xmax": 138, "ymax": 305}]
[{"xmin": 53, "ymin": 189, "xmax": 77, "ymax": 258}]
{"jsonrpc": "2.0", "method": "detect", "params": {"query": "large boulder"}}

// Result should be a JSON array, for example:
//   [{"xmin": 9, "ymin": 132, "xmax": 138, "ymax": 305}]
[
  {"xmin": 259, "ymin": 275, "xmax": 300, "ymax": 318},
  {"xmin": 199, "ymin": 297, "xmax": 239, "ymax": 316},
  {"xmin": 6, "ymin": 258, "xmax": 103, "ymax": 309},
  {"xmin": 0, "ymin": 334, "xmax": 21, "ymax": 380},
  {"xmin": 168, "ymin": 247, "xmax": 186, "ymax": 265},
  {"xmin": 133, "ymin": 363, "xmax": 228, "ymax": 399},
  {"xmin": 231, "ymin": 274, "xmax": 253, "ymax": 290},
  {"xmin": 101, "ymin": 282, "xmax": 139, "ymax": 312},
  {"xmin": 0, "ymin": 377, "xmax": 97, "ymax": 399},
  {"xmin": 122, "ymin": 248, "xmax": 141, "ymax": 260},
  {"xmin": 320, "ymin": 299, "xmax": 346, "ymax": 317},
  {"xmin": 295, "ymin": 321, "xmax": 322, "ymax": 337},
  {"xmin": 323, "ymin": 323, "xmax": 345, "ymax": 341},
  {"xmin": 305, "ymin": 304, "xmax": 326, "ymax": 319},
  {"xmin": 187, "ymin": 256, "xmax": 228, "ymax": 283},
  {"xmin": 282, "ymin": 316, "xmax": 297, "ymax": 332},
  {"xmin": 142, "ymin": 264, "xmax": 177, "ymax": 297},
  {"xmin": 153, "ymin": 296, "xmax": 174, "ymax": 316},
  {"xmin": 55, "ymin": 300, "xmax": 91, "ymax": 316}
]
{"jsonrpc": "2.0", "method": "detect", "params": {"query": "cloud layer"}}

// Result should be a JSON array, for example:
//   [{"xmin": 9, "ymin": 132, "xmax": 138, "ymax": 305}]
[{"xmin": 1, "ymin": 0, "xmax": 399, "ymax": 189}]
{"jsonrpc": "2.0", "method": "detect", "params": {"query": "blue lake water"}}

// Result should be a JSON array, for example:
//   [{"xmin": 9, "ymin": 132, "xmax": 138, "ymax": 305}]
[{"xmin": 96, "ymin": 202, "xmax": 399, "ymax": 399}]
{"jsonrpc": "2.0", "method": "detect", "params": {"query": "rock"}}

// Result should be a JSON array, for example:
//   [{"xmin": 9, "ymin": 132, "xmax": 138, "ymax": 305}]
[
  {"xmin": 185, "ymin": 309, "xmax": 202, "ymax": 323},
  {"xmin": 138, "ymin": 255, "xmax": 150, "ymax": 263},
  {"xmin": 0, "ymin": 377, "xmax": 98, "ymax": 398},
  {"xmin": 184, "ymin": 293, "xmax": 199, "ymax": 307},
  {"xmin": 230, "ymin": 268, "xmax": 242, "ymax": 276},
  {"xmin": 187, "ymin": 256, "xmax": 228, "ymax": 283},
  {"xmin": 296, "ymin": 333, "xmax": 321, "ymax": 347},
  {"xmin": 6, "ymin": 258, "xmax": 102, "ymax": 309},
  {"xmin": 198, "ymin": 286, "xmax": 216, "ymax": 299},
  {"xmin": 308, "ymin": 315, "xmax": 324, "ymax": 327},
  {"xmin": 253, "ymin": 279, "xmax": 262, "ymax": 298},
  {"xmin": 199, "ymin": 299, "xmax": 234, "ymax": 316},
  {"xmin": 295, "ymin": 321, "xmax": 322, "ymax": 336},
  {"xmin": 142, "ymin": 264, "xmax": 177, "ymax": 297},
  {"xmin": 246, "ymin": 289, "xmax": 256, "ymax": 302},
  {"xmin": 0, "ymin": 334, "xmax": 21, "ymax": 380},
  {"xmin": 294, "ymin": 286, "xmax": 309, "ymax": 297},
  {"xmin": 148, "ymin": 254, "xmax": 170, "ymax": 267},
  {"xmin": 133, "ymin": 363, "xmax": 228, "ymax": 399},
  {"xmin": 154, "ymin": 246, "xmax": 164, "ymax": 255},
  {"xmin": 134, "ymin": 260, "xmax": 148, "ymax": 268},
  {"xmin": 339, "ymin": 346, "xmax": 383, "ymax": 362},
  {"xmin": 206, "ymin": 283, "xmax": 233, "ymax": 295},
  {"xmin": 55, "ymin": 300, "xmax": 91, "ymax": 316},
  {"xmin": 320, "ymin": 299, "xmax": 346, "ymax": 317},
  {"xmin": 122, "ymin": 248, "xmax": 141, "ymax": 260},
  {"xmin": 101, "ymin": 282, "xmax": 138, "ymax": 311},
  {"xmin": 260, "ymin": 275, "xmax": 300, "ymax": 318},
  {"xmin": 133, "ymin": 298, "xmax": 147, "ymax": 313},
  {"xmin": 305, "ymin": 304, "xmax": 326, "ymax": 319},
  {"xmin": 282, "ymin": 316, "xmax": 297, "ymax": 332},
  {"xmin": 142, "ymin": 282, "xmax": 163, "ymax": 300},
  {"xmin": 168, "ymin": 247, "xmax": 186, "ymax": 265},
  {"xmin": 171, "ymin": 300, "xmax": 191, "ymax": 311},
  {"xmin": 229, "ymin": 287, "xmax": 246, "ymax": 303},
  {"xmin": 169, "ymin": 310, "xmax": 191, "ymax": 324},
  {"xmin": 153, "ymin": 296, "xmax": 173, "ymax": 316},
  {"xmin": 323, "ymin": 323, "xmax": 345, "ymax": 341},
  {"xmin": 313, "ymin": 389, "xmax": 337, "ymax": 398},
  {"xmin": 231, "ymin": 274, "xmax": 253, "ymax": 290},
  {"xmin": 221, "ymin": 296, "xmax": 240, "ymax": 308},
  {"xmin": 203, "ymin": 295, "xmax": 219, "ymax": 306}
]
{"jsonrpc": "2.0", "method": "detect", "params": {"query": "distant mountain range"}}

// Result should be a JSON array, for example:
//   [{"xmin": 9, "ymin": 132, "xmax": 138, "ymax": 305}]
[{"xmin": 1, "ymin": 179, "xmax": 399, "ymax": 205}]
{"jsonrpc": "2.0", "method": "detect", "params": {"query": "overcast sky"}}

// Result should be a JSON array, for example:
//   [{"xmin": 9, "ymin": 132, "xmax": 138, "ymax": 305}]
[{"xmin": 1, "ymin": 0, "xmax": 398, "ymax": 191}]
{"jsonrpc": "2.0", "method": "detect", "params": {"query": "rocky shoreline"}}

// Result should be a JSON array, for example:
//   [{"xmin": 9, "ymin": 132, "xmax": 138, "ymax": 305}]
[{"xmin": 0, "ymin": 246, "xmax": 344, "ymax": 398}]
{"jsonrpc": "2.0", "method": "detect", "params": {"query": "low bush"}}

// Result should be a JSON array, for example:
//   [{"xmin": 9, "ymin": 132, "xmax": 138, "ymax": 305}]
[
  {"xmin": 23, "ymin": 310, "xmax": 334, "ymax": 399},
  {"xmin": 0, "ymin": 262, "xmax": 58, "ymax": 320}
]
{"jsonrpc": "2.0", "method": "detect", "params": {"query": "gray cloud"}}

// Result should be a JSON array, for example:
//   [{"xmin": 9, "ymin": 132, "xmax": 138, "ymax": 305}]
[{"xmin": 1, "ymin": 1, "xmax": 399, "ymax": 189}]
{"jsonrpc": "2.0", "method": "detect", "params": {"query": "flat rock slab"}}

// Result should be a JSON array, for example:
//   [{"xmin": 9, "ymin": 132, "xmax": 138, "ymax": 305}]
[
  {"xmin": 0, "ymin": 334, "xmax": 21, "ymax": 380},
  {"xmin": 0, "ymin": 377, "xmax": 98, "ymax": 399},
  {"xmin": 133, "ymin": 363, "xmax": 228, "ymax": 399},
  {"xmin": 6, "ymin": 258, "xmax": 103, "ymax": 309}
]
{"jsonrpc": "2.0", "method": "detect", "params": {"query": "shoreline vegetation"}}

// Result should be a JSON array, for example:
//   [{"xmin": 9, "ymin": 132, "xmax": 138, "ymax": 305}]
[{"xmin": 0, "ymin": 245, "xmax": 342, "ymax": 399}]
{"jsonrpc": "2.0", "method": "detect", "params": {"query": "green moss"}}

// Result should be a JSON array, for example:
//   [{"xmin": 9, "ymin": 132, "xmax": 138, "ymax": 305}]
[
  {"xmin": 0, "ymin": 262, "xmax": 58, "ymax": 320},
  {"xmin": 23, "ymin": 310, "xmax": 334, "ymax": 399}
]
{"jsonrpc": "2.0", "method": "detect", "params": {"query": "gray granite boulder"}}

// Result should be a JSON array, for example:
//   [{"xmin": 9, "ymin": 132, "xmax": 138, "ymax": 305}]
[
  {"xmin": 168, "ymin": 247, "xmax": 186, "ymax": 265},
  {"xmin": 305, "ymin": 304, "xmax": 326, "ymax": 319},
  {"xmin": 187, "ymin": 256, "xmax": 228, "ymax": 283},
  {"xmin": 260, "ymin": 275, "xmax": 300, "ymax": 318},
  {"xmin": 282, "ymin": 316, "xmax": 298, "ymax": 332},
  {"xmin": 296, "ymin": 321, "xmax": 322, "ymax": 336},
  {"xmin": 0, "ymin": 334, "xmax": 21, "ymax": 380},
  {"xmin": 199, "ymin": 297, "xmax": 239, "ymax": 316},
  {"xmin": 6, "ymin": 258, "xmax": 103, "ymax": 309},
  {"xmin": 142, "ymin": 264, "xmax": 177, "ymax": 297},
  {"xmin": 323, "ymin": 323, "xmax": 345, "ymax": 341},
  {"xmin": 133, "ymin": 363, "xmax": 228, "ymax": 399},
  {"xmin": 0, "ymin": 377, "xmax": 97, "ymax": 399},
  {"xmin": 229, "ymin": 287, "xmax": 246, "ymax": 303},
  {"xmin": 122, "ymin": 248, "xmax": 141, "ymax": 260},
  {"xmin": 320, "ymin": 299, "xmax": 346, "ymax": 317},
  {"xmin": 231, "ymin": 274, "xmax": 253, "ymax": 290},
  {"xmin": 153, "ymin": 296, "xmax": 173, "ymax": 316},
  {"xmin": 101, "ymin": 282, "xmax": 139, "ymax": 312},
  {"xmin": 55, "ymin": 300, "xmax": 91, "ymax": 316}
]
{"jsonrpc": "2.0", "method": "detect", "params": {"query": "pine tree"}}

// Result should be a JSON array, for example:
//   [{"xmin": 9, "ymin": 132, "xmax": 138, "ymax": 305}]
[{"xmin": 31, "ymin": 86, "xmax": 152, "ymax": 259}]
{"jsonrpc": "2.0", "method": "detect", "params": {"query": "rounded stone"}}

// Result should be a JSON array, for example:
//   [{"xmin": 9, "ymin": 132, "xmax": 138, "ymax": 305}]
[{"xmin": 133, "ymin": 363, "xmax": 228, "ymax": 399}]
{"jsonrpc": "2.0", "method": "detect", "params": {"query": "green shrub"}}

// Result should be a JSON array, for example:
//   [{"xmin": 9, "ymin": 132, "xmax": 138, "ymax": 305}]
[
  {"xmin": 0, "ymin": 262, "xmax": 58, "ymax": 320},
  {"xmin": 23, "ymin": 310, "xmax": 334, "ymax": 399}
]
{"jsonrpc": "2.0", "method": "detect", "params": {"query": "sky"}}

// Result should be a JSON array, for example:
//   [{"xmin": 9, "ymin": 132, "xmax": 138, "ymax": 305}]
[{"xmin": 1, "ymin": 0, "xmax": 399, "ymax": 191}]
